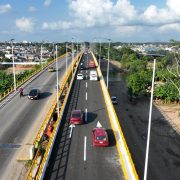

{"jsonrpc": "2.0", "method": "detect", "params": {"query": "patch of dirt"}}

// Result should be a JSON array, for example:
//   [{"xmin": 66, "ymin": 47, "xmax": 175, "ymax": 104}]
[{"xmin": 155, "ymin": 103, "xmax": 180, "ymax": 134}]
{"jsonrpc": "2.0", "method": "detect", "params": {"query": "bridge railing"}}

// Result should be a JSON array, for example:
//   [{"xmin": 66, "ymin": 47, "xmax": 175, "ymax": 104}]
[
  {"xmin": 25, "ymin": 52, "xmax": 82, "ymax": 180},
  {"xmin": 92, "ymin": 52, "xmax": 139, "ymax": 180}
]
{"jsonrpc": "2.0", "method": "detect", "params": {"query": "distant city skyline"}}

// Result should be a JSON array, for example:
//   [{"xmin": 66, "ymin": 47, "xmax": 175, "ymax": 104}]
[{"xmin": 0, "ymin": 0, "xmax": 180, "ymax": 42}]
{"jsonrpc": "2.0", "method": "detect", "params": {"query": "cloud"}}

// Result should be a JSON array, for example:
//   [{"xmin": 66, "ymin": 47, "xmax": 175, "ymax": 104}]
[
  {"xmin": 15, "ymin": 17, "xmax": 35, "ymax": 33},
  {"xmin": 42, "ymin": 21, "xmax": 73, "ymax": 30},
  {"xmin": 158, "ymin": 23, "xmax": 180, "ymax": 32},
  {"xmin": 42, "ymin": 0, "xmax": 180, "ymax": 34},
  {"xmin": 29, "ymin": 6, "xmax": 38, "ymax": 12},
  {"xmin": 44, "ymin": 0, "xmax": 52, "ymax": 7},
  {"xmin": 166, "ymin": 0, "xmax": 180, "ymax": 16},
  {"xmin": 0, "ymin": 4, "xmax": 12, "ymax": 14}
]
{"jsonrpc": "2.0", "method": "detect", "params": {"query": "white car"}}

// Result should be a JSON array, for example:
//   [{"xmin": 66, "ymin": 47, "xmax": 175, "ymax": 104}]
[
  {"xmin": 90, "ymin": 70, "xmax": 98, "ymax": 81},
  {"xmin": 77, "ymin": 73, "xmax": 84, "ymax": 80}
]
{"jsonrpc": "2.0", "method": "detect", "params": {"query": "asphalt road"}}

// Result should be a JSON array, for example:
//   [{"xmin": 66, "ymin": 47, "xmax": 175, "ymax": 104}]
[
  {"xmin": 0, "ymin": 54, "xmax": 73, "ymax": 178},
  {"xmin": 44, "ymin": 53, "xmax": 124, "ymax": 180},
  {"xmin": 101, "ymin": 59, "xmax": 180, "ymax": 180}
]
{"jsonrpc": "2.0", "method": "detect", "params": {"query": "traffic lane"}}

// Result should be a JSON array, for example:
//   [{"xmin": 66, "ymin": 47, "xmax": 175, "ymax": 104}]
[
  {"xmin": 0, "ymin": 55, "xmax": 72, "ymax": 176},
  {"xmin": 44, "ymin": 73, "xmax": 81, "ymax": 179},
  {"xmin": 85, "ymin": 73, "xmax": 123, "ymax": 180},
  {"xmin": 64, "ymin": 77, "xmax": 89, "ymax": 180},
  {"xmin": 24, "ymin": 55, "xmax": 71, "ymax": 94},
  {"xmin": 65, "ymin": 70, "xmax": 123, "ymax": 179},
  {"xmin": 0, "ymin": 55, "xmax": 72, "ymax": 143},
  {"xmin": 109, "ymin": 80, "xmax": 180, "ymax": 180}
]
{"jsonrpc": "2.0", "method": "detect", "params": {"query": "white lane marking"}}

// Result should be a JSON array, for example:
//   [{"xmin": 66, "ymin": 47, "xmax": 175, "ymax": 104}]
[
  {"xmin": 85, "ymin": 108, "xmax": 87, "ymax": 122},
  {"xmin": 84, "ymin": 136, "xmax": 87, "ymax": 161},
  {"xmin": 86, "ymin": 70, "xmax": 87, "ymax": 73},
  {"xmin": 86, "ymin": 74, "xmax": 87, "ymax": 79},
  {"xmin": 69, "ymin": 124, "xmax": 75, "ymax": 138},
  {"xmin": 86, "ymin": 92, "xmax": 87, "ymax": 101},
  {"xmin": 96, "ymin": 121, "xmax": 102, "ymax": 128},
  {"xmin": 86, "ymin": 82, "xmax": 87, "ymax": 88}
]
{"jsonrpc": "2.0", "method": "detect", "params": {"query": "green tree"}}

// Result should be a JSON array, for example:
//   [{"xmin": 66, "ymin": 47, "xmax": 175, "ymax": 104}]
[{"xmin": 127, "ymin": 70, "xmax": 151, "ymax": 96}]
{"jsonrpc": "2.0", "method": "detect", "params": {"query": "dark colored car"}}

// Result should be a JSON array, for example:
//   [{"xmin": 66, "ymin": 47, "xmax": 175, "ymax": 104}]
[
  {"xmin": 28, "ymin": 89, "xmax": 40, "ymax": 100},
  {"xmin": 70, "ymin": 110, "xmax": 83, "ymax": 124},
  {"xmin": 111, "ymin": 96, "xmax": 118, "ymax": 105},
  {"xmin": 92, "ymin": 128, "xmax": 109, "ymax": 147},
  {"xmin": 80, "ymin": 64, "xmax": 84, "ymax": 70}
]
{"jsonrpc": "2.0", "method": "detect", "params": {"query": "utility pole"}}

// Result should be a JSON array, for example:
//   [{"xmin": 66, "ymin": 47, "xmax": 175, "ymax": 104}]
[{"xmin": 11, "ymin": 39, "xmax": 16, "ymax": 91}]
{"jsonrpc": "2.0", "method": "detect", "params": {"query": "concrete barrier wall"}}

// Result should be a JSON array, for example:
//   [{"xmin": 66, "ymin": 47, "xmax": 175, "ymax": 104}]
[{"xmin": 92, "ymin": 53, "xmax": 139, "ymax": 180}]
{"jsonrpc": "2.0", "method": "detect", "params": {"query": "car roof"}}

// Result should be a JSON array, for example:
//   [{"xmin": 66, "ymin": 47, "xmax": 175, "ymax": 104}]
[
  {"xmin": 111, "ymin": 96, "xmax": 116, "ymax": 98},
  {"xmin": 93, "ymin": 128, "xmax": 106, "ymax": 136},
  {"xmin": 77, "ymin": 73, "xmax": 83, "ymax": 76},
  {"xmin": 30, "ymin": 89, "xmax": 39, "ymax": 91},
  {"xmin": 72, "ymin": 110, "xmax": 81, "ymax": 114}
]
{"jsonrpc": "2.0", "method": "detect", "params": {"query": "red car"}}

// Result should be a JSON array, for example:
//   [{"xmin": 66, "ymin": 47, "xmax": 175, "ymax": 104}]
[
  {"xmin": 88, "ymin": 60, "xmax": 96, "ymax": 68},
  {"xmin": 70, "ymin": 110, "xmax": 83, "ymax": 124},
  {"xmin": 92, "ymin": 128, "xmax": 109, "ymax": 147}
]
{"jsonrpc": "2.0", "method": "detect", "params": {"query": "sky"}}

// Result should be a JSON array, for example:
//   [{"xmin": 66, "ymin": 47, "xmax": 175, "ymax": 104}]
[{"xmin": 0, "ymin": 0, "xmax": 180, "ymax": 42}]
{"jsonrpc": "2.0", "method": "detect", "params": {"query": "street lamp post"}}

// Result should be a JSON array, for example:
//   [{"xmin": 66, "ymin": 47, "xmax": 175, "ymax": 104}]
[
  {"xmin": 71, "ymin": 38, "xmax": 74, "ymax": 76},
  {"xmin": 106, "ymin": 39, "xmax": 111, "ymax": 89},
  {"xmin": 40, "ymin": 44, "xmax": 43, "ymax": 70},
  {"xmin": 55, "ymin": 45, "xmax": 60, "ymax": 116},
  {"xmin": 11, "ymin": 39, "xmax": 16, "ymax": 91},
  {"xmin": 66, "ymin": 43, "xmax": 68, "ymax": 75},
  {"xmin": 143, "ymin": 59, "xmax": 156, "ymax": 180},
  {"xmin": 77, "ymin": 40, "xmax": 78, "ymax": 54},
  {"xmin": 99, "ymin": 39, "xmax": 102, "ymax": 69}
]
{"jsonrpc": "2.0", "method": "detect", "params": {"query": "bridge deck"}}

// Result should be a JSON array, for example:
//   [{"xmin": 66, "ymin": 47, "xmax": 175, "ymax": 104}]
[{"xmin": 44, "ymin": 53, "xmax": 124, "ymax": 180}]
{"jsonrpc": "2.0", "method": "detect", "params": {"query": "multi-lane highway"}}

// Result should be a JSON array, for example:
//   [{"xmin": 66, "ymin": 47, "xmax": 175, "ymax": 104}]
[
  {"xmin": 0, "ymin": 54, "xmax": 74, "ymax": 179},
  {"xmin": 44, "ymin": 53, "xmax": 124, "ymax": 180}
]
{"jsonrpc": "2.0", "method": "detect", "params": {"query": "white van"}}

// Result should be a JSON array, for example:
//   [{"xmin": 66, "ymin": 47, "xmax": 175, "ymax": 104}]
[{"xmin": 90, "ymin": 70, "xmax": 98, "ymax": 81}]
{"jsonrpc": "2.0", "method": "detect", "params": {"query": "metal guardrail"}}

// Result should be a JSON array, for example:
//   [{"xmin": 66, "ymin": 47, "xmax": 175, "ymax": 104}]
[
  {"xmin": 92, "ymin": 52, "xmax": 139, "ymax": 180},
  {"xmin": 0, "ymin": 53, "xmax": 68, "ymax": 102},
  {"xmin": 26, "ymin": 53, "xmax": 82, "ymax": 179}
]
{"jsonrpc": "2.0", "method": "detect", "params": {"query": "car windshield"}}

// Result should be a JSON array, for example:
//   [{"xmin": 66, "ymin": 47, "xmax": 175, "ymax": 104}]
[
  {"xmin": 111, "ymin": 97, "xmax": 116, "ymax": 101},
  {"xmin": 78, "ymin": 74, "xmax": 83, "ymax": 76},
  {"xmin": 29, "ymin": 90, "xmax": 37, "ymax": 96},
  {"xmin": 72, "ymin": 112, "xmax": 81, "ymax": 118},
  {"xmin": 96, "ymin": 136, "xmax": 106, "ymax": 141}
]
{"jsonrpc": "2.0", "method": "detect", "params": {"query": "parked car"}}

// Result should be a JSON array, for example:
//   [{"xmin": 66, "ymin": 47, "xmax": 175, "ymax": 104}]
[
  {"xmin": 92, "ymin": 128, "xmax": 109, "ymax": 147},
  {"xmin": 48, "ymin": 66, "xmax": 55, "ymax": 72},
  {"xmin": 111, "ymin": 96, "xmax": 118, "ymax": 104},
  {"xmin": 70, "ymin": 110, "xmax": 83, "ymax": 124},
  {"xmin": 77, "ymin": 73, "xmax": 84, "ymax": 80},
  {"xmin": 28, "ymin": 89, "xmax": 40, "ymax": 100}
]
